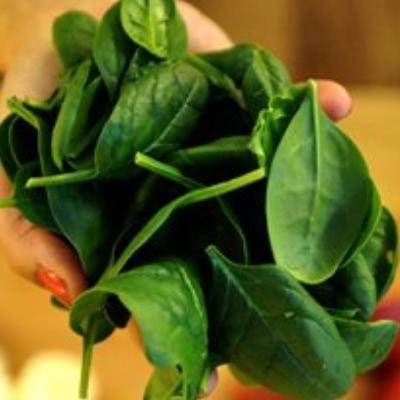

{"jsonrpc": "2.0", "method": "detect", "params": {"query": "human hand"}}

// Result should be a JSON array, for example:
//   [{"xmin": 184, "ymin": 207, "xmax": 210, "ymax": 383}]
[{"xmin": 0, "ymin": 0, "xmax": 353, "ymax": 396}]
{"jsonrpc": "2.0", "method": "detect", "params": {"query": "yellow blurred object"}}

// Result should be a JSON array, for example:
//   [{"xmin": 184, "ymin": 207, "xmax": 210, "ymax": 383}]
[
  {"xmin": 13, "ymin": 351, "xmax": 100, "ymax": 400},
  {"xmin": 0, "ymin": 348, "xmax": 12, "ymax": 400}
]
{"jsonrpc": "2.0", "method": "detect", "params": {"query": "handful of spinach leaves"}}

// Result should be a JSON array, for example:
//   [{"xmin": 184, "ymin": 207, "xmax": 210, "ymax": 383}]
[{"xmin": 0, "ymin": 1, "xmax": 398, "ymax": 399}]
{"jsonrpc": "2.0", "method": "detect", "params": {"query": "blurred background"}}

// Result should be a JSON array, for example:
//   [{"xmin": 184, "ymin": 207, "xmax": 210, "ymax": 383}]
[{"xmin": 0, "ymin": 0, "xmax": 399, "ymax": 399}]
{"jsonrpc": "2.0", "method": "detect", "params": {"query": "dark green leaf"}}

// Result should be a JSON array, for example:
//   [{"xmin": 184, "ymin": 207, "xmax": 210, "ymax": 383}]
[
  {"xmin": 202, "ymin": 43, "xmax": 291, "ymax": 117},
  {"xmin": 94, "ymin": 61, "xmax": 209, "ymax": 178},
  {"xmin": 94, "ymin": 3, "xmax": 136, "ymax": 96},
  {"xmin": 207, "ymin": 247, "xmax": 355, "ymax": 400},
  {"xmin": 52, "ymin": 11, "xmax": 97, "ymax": 68},
  {"xmin": 364, "ymin": 207, "xmax": 398, "ymax": 299},
  {"xmin": 343, "ymin": 182, "xmax": 382, "ymax": 265},
  {"xmin": 70, "ymin": 168, "xmax": 265, "ymax": 341},
  {"xmin": 309, "ymin": 254, "xmax": 377, "ymax": 320},
  {"xmin": 0, "ymin": 115, "xmax": 19, "ymax": 179},
  {"xmin": 51, "ymin": 60, "xmax": 96, "ymax": 168},
  {"xmin": 14, "ymin": 162, "xmax": 59, "ymax": 232}
]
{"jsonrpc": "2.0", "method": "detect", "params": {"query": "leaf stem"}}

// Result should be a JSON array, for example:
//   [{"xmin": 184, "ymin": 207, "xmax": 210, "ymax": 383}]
[
  {"xmin": 101, "ymin": 168, "xmax": 265, "ymax": 281},
  {"xmin": 79, "ymin": 317, "xmax": 97, "ymax": 399},
  {"xmin": 135, "ymin": 152, "xmax": 199, "ymax": 188},
  {"xmin": 26, "ymin": 169, "xmax": 97, "ymax": 188},
  {"xmin": 0, "ymin": 197, "xmax": 17, "ymax": 208}
]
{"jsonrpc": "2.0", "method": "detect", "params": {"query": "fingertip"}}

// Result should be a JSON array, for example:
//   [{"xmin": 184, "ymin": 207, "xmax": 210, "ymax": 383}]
[
  {"xmin": 317, "ymin": 79, "xmax": 353, "ymax": 121},
  {"xmin": 199, "ymin": 369, "xmax": 218, "ymax": 398},
  {"xmin": 178, "ymin": 1, "xmax": 233, "ymax": 52},
  {"xmin": 32, "ymin": 230, "xmax": 88, "ymax": 301}
]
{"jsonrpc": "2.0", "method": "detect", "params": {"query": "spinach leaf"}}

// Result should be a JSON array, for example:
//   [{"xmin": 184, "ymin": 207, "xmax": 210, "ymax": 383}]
[
  {"xmin": 363, "ymin": 207, "xmax": 398, "ymax": 299},
  {"xmin": 145, "ymin": 367, "xmax": 183, "ymax": 400},
  {"xmin": 14, "ymin": 162, "xmax": 59, "ymax": 232},
  {"xmin": 186, "ymin": 54, "xmax": 243, "ymax": 105},
  {"xmin": 122, "ymin": 48, "xmax": 160, "ymax": 84},
  {"xmin": 249, "ymin": 85, "xmax": 306, "ymax": 167},
  {"xmin": 70, "ymin": 168, "xmax": 265, "ymax": 341},
  {"xmin": 202, "ymin": 44, "xmax": 291, "ymax": 117},
  {"xmin": 53, "ymin": 11, "xmax": 98, "ymax": 68},
  {"xmin": 335, "ymin": 318, "xmax": 398, "ymax": 374},
  {"xmin": 121, "ymin": 0, "xmax": 187, "ymax": 59},
  {"xmin": 97, "ymin": 259, "xmax": 208, "ymax": 400},
  {"xmin": 96, "ymin": 61, "xmax": 209, "ymax": 177},
  {"xmin": 135, "ymin": 152, "xmax": 250, "ymax": 262},
  {"xmin": 94, "ymin": 3, "xmax": 136, "ymax": 97},
  {"xmin": 2, "ymin": 103, "xmax": 112, "ymax": 280},
  {"xmin": 267, "ymin": 81, "xmax": 371, "ymax": 284},
  {"xmin": 207, "ymin": 247, "xmax": 355, "ymax": 400},
  {"xmin": 38, "ymin": 118, "xmax": 113, "ymax": 281},
  {"xmin": 168, "ymin": 136, "xmax": 256, "ymax": 184},
  {"xmin": 27, "ymin": 61, "xmax": 210, "ymax": 186},
  {"xmin": 0, "ymin": 115, "xmax": 19, "ymax": 179},
  {"xmin": 309, "ymin": 207, "xmax": 398, "ymax": 319},
  {"xmin": 308, "ymin": 254, "xmax": 377, "ymax": 320},
  {"xmin": 342, "ymin": 182, "xmax": 382, "ymax": 266},
  {"xmin": 51, "ymin": 60, "xmax": 97, "ymax": 169}
]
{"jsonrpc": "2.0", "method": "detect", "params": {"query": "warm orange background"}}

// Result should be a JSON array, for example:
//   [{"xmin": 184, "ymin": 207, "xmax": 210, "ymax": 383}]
[{"xmin": 0, "ymin": 1, "xmax": 399, "ymax": 399}]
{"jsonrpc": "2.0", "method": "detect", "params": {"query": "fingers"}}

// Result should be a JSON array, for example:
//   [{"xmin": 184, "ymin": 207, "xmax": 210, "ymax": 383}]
[
  {"xmin": 316, "ymin": 79, "xmax": 353, "ymax": 121},
  {"xmin": 0, "ymin": 169, "xmax": 87, "ymax": 305},
  {"xmin": 178, "ymin": 1, "xmax": 233, "ymax": 52}
]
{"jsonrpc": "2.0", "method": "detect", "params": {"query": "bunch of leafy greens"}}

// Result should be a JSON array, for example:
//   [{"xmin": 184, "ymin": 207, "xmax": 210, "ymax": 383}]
[{"xmin": 0, "ymin": 1, "xmax": 398, "ymax": 399}]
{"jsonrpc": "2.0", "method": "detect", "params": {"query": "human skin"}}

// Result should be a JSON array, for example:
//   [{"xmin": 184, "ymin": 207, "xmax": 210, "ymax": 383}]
[{"xmin": 0, "ymin": 0, "xmax": 353, "ymax": 395}]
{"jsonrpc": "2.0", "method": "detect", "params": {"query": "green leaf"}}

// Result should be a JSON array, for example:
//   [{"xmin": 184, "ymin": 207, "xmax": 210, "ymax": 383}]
[
  {"xmin": 267, "ymin": 81, "xmax": 371, "ymax": 284},
  {"xmin": 52, "ymin": 11, "xmax": 98, "ymax": 68},
  {"xmin": 167, "ymin": 136, "xmax": 256, "ymax": 185},
  {"xmin": 186, "ymin": 54, "xmax": 243, "ymax": 105},
  {"xmin": 145, "ymin": 367, "xmax": 182, "ymax": 400},
  {"xmin": 70, "ymin": 168, "xmax": 265, "ymax": 340},
  {"xmin": 51, "ymin": 60, "xmax": 100, "ymax": 169},
  {"xmin": 335, "ymin": 318, "xmax": 399, "ymax": 374},
  {"xmin": 343, "ymin": 182, "xmax": 382, "ymax": 265},
  {"xmin": 94, "ymin": 61, "xmax": 209, "ymax": 178},
  {"xmin": 207, "ymin": 247, "xmax": 355, "ymax": 400},
  {"xmin": 94, "ymin": 3, "xmax": 136, "ymax": 96},
  {"xmin": 249, "ymin": 85, "xmax": 306, "ymax": 167},
  {"xmin": 14, "ymin": 162, "xmax": 59, "ymax": 232},
  {"xmin": 202, "ymin": 43, "xmax": 291, "ymax": 117},
  {"xmin": 364, "ymin": 207, "xmax": 398, "ymax": 299},
  {"xmin": 1, "ymin": 103, "xmax": 112, "ymax": 280},
  {"xmin": 39, "ymin": 119, "xmax": 113, "ymax": 281},
  {"xmin": 121, "ymin": 0, "xmax": 188, "ymax": 59},
  {"xmin": 309, "ymin": 207, "xmax": 398, "ymax": 319},
  {"xmin": 0, "ymin": 115, "xmax": 19, "ymax": 179},
  {"xmin": 79, "ymin": 259, "xmax": 209, "ymax": 400},
  {"xmin": 309, "ymin": 254, "xmax": 377, "ymax": 320},
  {"xmin": 135, "ymin": 152, "xmax": 251, "ymax": 263}
]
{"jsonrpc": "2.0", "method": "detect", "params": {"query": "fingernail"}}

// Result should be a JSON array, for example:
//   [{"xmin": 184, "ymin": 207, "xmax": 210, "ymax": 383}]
[
  {"xmin": 35, "ymin": 266, "xmax": 72, "ymax": 307},
  {"xmin": 199, "ymin": 370, "xmax": 218, "ymax": 398}
]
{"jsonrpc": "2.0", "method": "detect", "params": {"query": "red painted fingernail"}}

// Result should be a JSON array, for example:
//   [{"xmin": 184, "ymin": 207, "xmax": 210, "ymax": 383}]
[{"xmin": 36, "ymin": 266, "xmax": 72, "ymax": 307}]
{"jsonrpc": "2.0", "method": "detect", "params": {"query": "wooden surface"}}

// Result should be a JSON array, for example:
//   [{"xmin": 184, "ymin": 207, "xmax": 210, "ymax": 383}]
[
  {"xmin": 191, "ymin": 0, "xmax": 400, "ymax": 85},
  {"xmin": 2, "ymin": 0, "xmax": 400, "ymax": 85},
  {"xmin": 0, "ymin": 87, "xmax": 399, "ymax": 399}
]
